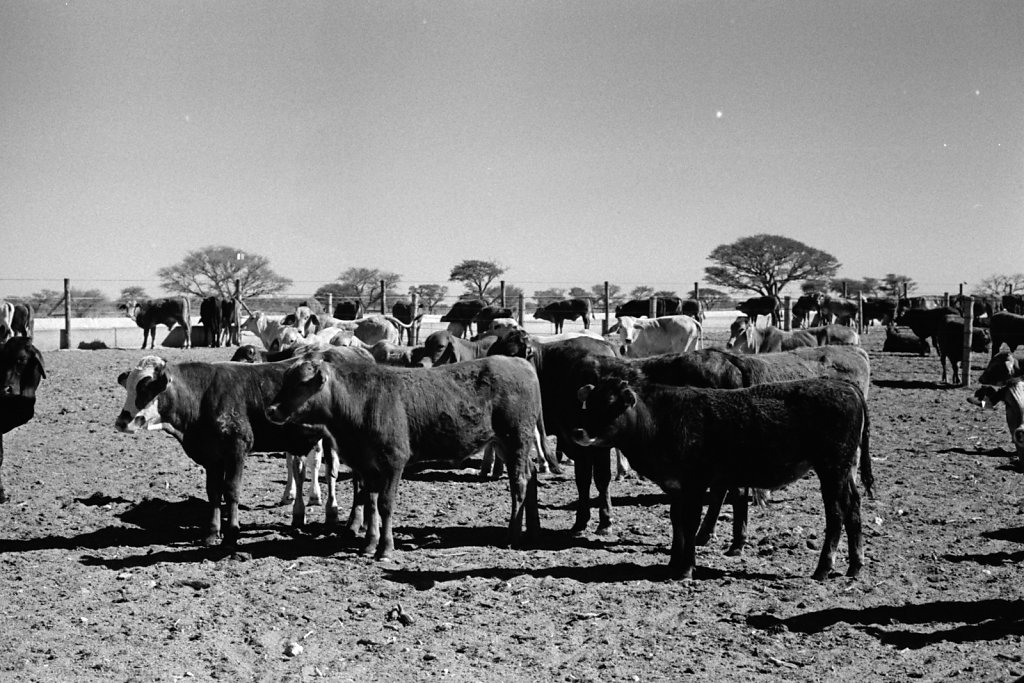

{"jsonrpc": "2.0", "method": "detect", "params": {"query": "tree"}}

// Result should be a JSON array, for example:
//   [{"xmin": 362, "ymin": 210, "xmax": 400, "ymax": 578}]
[
  {"xmin": 974, "ymin": 273, "xmax": 1024, "ymax": 299},
  {"xmin": 410, "ymin": 284, "xmax": 448, "ymax": 313},
  {"xmin": 653, "ymin": 290, "xmax": 678, "ymax": 299},
  {"xmin": 880, "ymin": 273, "xmax": 917, "ymax": 298},
  {"xmin": 449, "ymin": 259, "xmax": 506, "ymax": 302},
  {"xmin": 158, "ymin": 246, "xmax": 292, "ymax": 299},
  {"xmin": 334, "ymin": 267, "xmax": 401, "ymax": 307},
  {"xmin": 486, "ymin": 283, "xmax": 523, "ymax": 308},
  {"xmin": 704, "ymin": 234, "xmax": 840, "ymax": 298},
  {"xmin": 698, "ymin": 287, "xmax": 729, "ymax": 310},
  {"xmin": 30, "ymin": 287, "xmax": 110, "ymax": 317},
  {"xmin": 830, "ymin": 278, "xmax": 876, "ymax": 298},
  {"xmin": 590, "ymin": 283, "xmax": 625, "ymax": 311},
  {"xmin": 567, "ymin": 287, "xmax": 591, "ymax": 300},
  {"xmin": 312, "ymin": 282, "xmax": 357, "ymax": 310},
  {"xmin": 533, "ymin": 288, "xmax": 566, "ymax": 307},
  {"xmin": 118, "ymin": 286, "xmax": 149, "ymax": 306},
  {"xmin": 629, "ymin": 285, "xmax": 654, "ymax": 300}
]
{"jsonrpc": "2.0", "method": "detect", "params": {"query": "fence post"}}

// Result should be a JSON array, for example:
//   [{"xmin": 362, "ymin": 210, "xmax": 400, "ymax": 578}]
[
  {"xmin": 943, "ymin": 292, "xmax": 950, "ymax": 308},
  {"xmin": 327, "ymin": 293, "xmax": 333, "ymax": 315},
  {"xmin": 500, "ymin": 281, "xmax": 506, "ymax": 308},
  {"xmin": 517, "ymin": 293, "xmax": 524, "ymax": 327},
  {"xmin": 962, "ymin": 296, "xmax": 974, "ymax": 387},
  {"xmin": 380, "ymin": 280, "xmax": 387, "ymax": 315},
  {"xmin": 233, "ymin": 279, "xmax": 242, "ymax": 345},
  {"xmin": 842, "ymin": 282, "xmax": 848, "ymax": 298},
  {"xmin": 857, "ymin": 293, "xmax": 865, "ymax": 334},
  {"xmin": 410, "ymin": 291, "xmax": 420, "ymax": 344},
  {"xmin": 603, "ymin": 281, "xmax": 610, "ymax": 335},
  {"xmin": 648, "ymin": 296, "xmax": 657, "ymax": 319},
  {"xmin": 783, "ymin": 296, "xmax": 791, "ymax": 331},
  {"xmin": 693, "ymin": 282, "xmax": 700, "ymax": 301},
  {"xmin": 62, "ymin": 278, "xmax": 71, "ymax": 349}
]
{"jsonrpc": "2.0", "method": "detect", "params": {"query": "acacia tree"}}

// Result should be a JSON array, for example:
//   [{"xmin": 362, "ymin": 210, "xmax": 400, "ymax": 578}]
[
  {"xmin": 704, "ymin": 234, "xmax": 840, "ymax": 299},
  {"xmin": 449, "ymin": 259, "xmax": 506, "ymax": 302},
  {"xmin": 629, "ymin": 285, "xmax": 654, "ymax": 299},
  {"xmin": 881, "ymin": 273, "xmax": 917, "ymax": 298},
  {"xmin": 334, "ymin": 267, "xmax": 402, "ymax": 307},
  {"xmin": 697, "ymin": 287, "xmax": 728, "ymax": 310},
  {"xmin": 590, "ymin": 283, "xmax": 625, "ymax": 310},
  {"xmin": 158, "ymin": 246, "xmax": 292, "ymax": 299},
  {"xmin": 410, "ymin": 284, "xmax": 448, "ymax": 313}
]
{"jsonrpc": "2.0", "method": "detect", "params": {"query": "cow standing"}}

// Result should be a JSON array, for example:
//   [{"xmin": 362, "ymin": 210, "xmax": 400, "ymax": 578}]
[
  {"xmin": 391, "ymin": 301, "xmax": 423, "ymax": 345},
  {"xmin": 199, "ymin": 297, "xmax": 223, "ymax": 347},
  {"xmin": 122, "ymin": 298, "xmax": 192, "ymax": 349},
  {"xmin": 0, "ymin": 337, "xmax": 45, "ymax": 503},
  {"xmin": 534, "ymin": 298, "xmax": 593, "ymax": 334},
  {"xmin": 266, "ymin": 353, "xmax": 553, "ymax": 559},
  {"xmin": 220, "ymin": 298, "xmax": 239, "ymax": 346},
  {"xmin": 570, "ymin": 377, "xmax": 872, "ymax": 580}
]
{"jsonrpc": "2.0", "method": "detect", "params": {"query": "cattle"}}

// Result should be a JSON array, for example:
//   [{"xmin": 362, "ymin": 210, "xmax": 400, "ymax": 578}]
[
  {"xmin": 822, "ymin": 297, "xmax": 859, "ymax": 326},
  {"xmin": 861, "ymin": 298, "xmax": 897, "ymax": 328},
  {"xmin": 968, "ymin": 379, "xmax": 1024, "ymax": 470},
  {"xmin": 265, "ymin": 353, "xmax": 554, "ymax": 559},
  {"xmin": 736, "ymin": 295, "xmax": 781, "ymax": 326},
  {"xmin": 953, "ymin": 295, "xmax": 993, "ymax": 324},
  {"xmin": 219, "ymin": 298, "xmax": 239, "ymax": 346},
  {"xmin": 0, "ymin": 302, "xmax": 34, "ymax": 343},
  {"xmin": 283, "ymin": 305, "xmax": 315, "ymax": 334},
  {"xmin": 893, "ymin": 306, "xmax": 960, "ymax": 348},
  {"xmin": 114, "ymin": 352, "xmax": 366, "ymax": 544},
  {"xmin": 1001, "ymin": 294, "xmax": 1024, "ymax": 315},
  {"xmin": 881, "ymin": 326, "xmax": 930, "ymax": 355},
  {"xmin": 988, "ymin": 312, "xmax": 1024, "ymax": 358},
  {"xmin": 486, "ymin": 331, "xmax": 625, "ymax": 535},
  {"xmin": 791, "ymin": 294, "xmax": 823, "ymax": 329},
  {"xmin": 333, "ymin": 300, "xmax": 364, "ymax": 321},
  {"xmin": 935, "ymin": 316, "xmax": 991, "ymax": 384},
  {"xmin": 199, "ymin": 297, "xmax": 223, "ymax": 347},
  {"xmin": 728, "ymin": 317, "xmax": 857, "ymax": 353},
  {"xmin": 614, "ymin": 297, "xmax": 684, "ymax": 319},
  {"xmin": 534, "ymin": 298, "xmax": 593, "ymax": 333},
  {"xmin": 416, "ymin": 330, "xmax": 498, "ymax": 367},
  {"xmin": 440, "ymin": 300, "xmax": 486, "ymax": 338},
  {"xmin": 368, "ymin": 340, "xmax": 427, "ymax": 367},
  {"xmin": 391, "ymin": 301, "xmax": 423, "ymax": 345},
  {"xmin": 569, "ymin": 376, "xmax": 872, "ymax": 580},
  {"xmin": 615, "ymin": 315, "xmax": 702, "ymax": 358},
  {"xmin": 122, "ymin": 298, "xmax": 192, "ymax": 349},
  {"xmin": 240, "ymin": 312, "xmax": 291, "ymax": 350},
  {"xmin": 978, "ymin": 351, "xmax": 1023, "ymax": 386},
  {"xmin": 0, "ymin": 337, "xmax": 45, "ymax": 503},
  {"xmin": 479, "ymin": 318, "xmax": 521, "ymax": 338}
]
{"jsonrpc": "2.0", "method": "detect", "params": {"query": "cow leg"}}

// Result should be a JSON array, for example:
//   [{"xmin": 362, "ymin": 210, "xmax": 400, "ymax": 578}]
[
  {"xmin": 290, "ymin": 453, "xmax": 308, "ymax": 528},
  {"xmin": 727, "ymin": 488, "xmax": 749, "ymax": 556},
  {"xmin": 0, "ymin": 435, "xmax": 6, "ymax": 504},
  {"xmin": 841, "ymin": 477, "xmax": 864, "ymax": 578},
  {"xmin": 667, "ymin": 486, "xmax": 704, "ymax": 580},
  {"xmin": 306, "ymin": 442, "xmax": 324, "ymax": 506},
  {"xmin": 592, "ymin": 448, "xmax": 614, "ymax": 535},
  {"xmin": 345, "ymin": 476, "xmax": 367, "ymax": 536},
  {"xmin": 695, "ymin": 486, "xmax": 727, "ymax": 546},
  {"xmin": 504, "ymin": 436, "xmax": 540, "ymax": 545},
  {"xmin": 280, "ymin": 454, "xmax": 298, "ymax": 505},
  {"xmin": 320, "ymin": 443, "xmax": 340, "ymax": 526},
  {"xmin": 614, "ymin": 448, "xmax": 632, "ymax": 481},
  {"xmin": 373, "ymin": 468, "xmax": 403, "ymax": 560},
  {"xmin": 813, "ymin": 476, "xmax": 844, "ymax": 580},
  {"xmin": 202, "ymin": 465, "xmax": 224, "ymax": 546},
  {"xmin": 480, "ymin": 442, "xmax": 504, "ymax": 480},
  {"xmin": 570, "ymin": 451, "xmax": 593, "ymax": 535},
  {"xmin": 221, "ymin": 454, "xmax": 246, "ymax": 546}
]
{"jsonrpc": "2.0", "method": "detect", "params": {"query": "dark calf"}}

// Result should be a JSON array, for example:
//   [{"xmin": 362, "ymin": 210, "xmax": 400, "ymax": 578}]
[{"xmin": 0, "ymin": 338, "xmax": 46, "ymax": 503}]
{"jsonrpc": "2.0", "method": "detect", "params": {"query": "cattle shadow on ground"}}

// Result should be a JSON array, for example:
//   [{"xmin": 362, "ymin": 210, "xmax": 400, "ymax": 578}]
[
  {"xmin": 981, "ymin": 526, "xmax": 1024, "ymax": 544},
  {"xmin": 942, "ymin": 548, "xmax": 1024, "ymax": 566},
  {"xmin": 936, "ymin": 446, "xmax": 1012, "ymax": 459},
  {"xmin": 747, "ymin": 598, "xmax": 1024, "ymax": 649},
  {"xmin": 872, "ymin": 379, "xmax": 949, "ymax": 390},
  {"xmin": 393, "ymin": 524, "xmax": 639, "ymax": 554},
  {"xmin": 383, "ymin": 561, "xmax": 782, "ymax": 589}
]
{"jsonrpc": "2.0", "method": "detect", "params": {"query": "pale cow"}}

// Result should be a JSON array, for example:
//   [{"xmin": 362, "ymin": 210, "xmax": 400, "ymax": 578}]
[{"xmin": 616, "ymin": 315, "xmax": 703, "ymax": 358}]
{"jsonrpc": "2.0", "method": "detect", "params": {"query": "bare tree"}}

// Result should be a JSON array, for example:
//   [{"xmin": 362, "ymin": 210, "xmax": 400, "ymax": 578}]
[{"xmin": 158, "ymin": 246, "xmax": 291, "ymax": 299}]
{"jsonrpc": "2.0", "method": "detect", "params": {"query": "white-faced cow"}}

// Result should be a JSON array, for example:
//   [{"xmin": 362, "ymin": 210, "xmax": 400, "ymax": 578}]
[
  {"xmin": 0, "ymin": 337, "xmax": 45, "ymax": 503},
  {"xmin": 122, "ymin": 298, "xmax": 192, "ymax": 350},
  {"xmin": 265, "ymin": 352, "xmax": 554, "ymax": 559},
  {"xmin": 570, "ymin": 376, "xmax": 872, "ymax": 580},
  {"xmin": 615, "ymin": 315, "xmax": 702, "ymax": 358}
]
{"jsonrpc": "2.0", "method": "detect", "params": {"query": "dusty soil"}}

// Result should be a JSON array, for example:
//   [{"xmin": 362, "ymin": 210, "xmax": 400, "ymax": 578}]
[{"xmin": 1, "ymin": 329, "xmax": 1022, "ymax": 683}]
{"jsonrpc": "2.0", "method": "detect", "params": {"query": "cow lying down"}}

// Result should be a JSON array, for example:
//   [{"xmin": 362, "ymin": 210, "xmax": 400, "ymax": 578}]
[
  {"xmin": 266, "ymin": 352, "xmax": 555, "ymax": 559},
  {"xmin": 115, "ymin": 354, "xmax": 357, "ymax": 545},
  {"xmin": 570, "ymin": 377, "xmax": 873, "ymax": 580}
]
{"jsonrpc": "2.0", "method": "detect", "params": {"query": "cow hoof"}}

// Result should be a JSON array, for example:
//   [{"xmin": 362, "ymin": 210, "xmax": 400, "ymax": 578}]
[
  {"xmin": 0, "ymin": 491, "xmax": 8, "ymax": 504},
  {"xmin": 666, "ymin": 564, "xmax": 694, "ymax": 581},
  {"xmin": 695, "ymin": 532, "xmax": 713, "ymax": 546},
  {"xmin": 200, "ymin": 534, "xmax": 222, "ymax": 547},
  {"xmin": 569, "ymin": 522, "xmax": 589, "ymax": 537},
  {"xmin": 278, "ymin": 495, "xmax": 295, "ymax": 506},
  {"xmin": 725, "ymin": 545, "xmax": 744, "ymax": 557},
  {"xmin": 846, "ymin": 563, "xmax": 863, "ymax": 579},
  {"xmin": 811, "ymin": 569, "xmax": 831, "ymax": 581},
  {"xmin": 594, "ymin": 524, "xmax": 614, "ymax": 537},
  {"xmin": 306, "ymin": 497, "xmax": 322, "ymax": 507}
]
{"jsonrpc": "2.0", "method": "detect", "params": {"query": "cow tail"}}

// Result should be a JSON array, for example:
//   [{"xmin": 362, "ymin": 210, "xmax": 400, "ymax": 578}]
[
  {"xmin": 535, "ymin": 412, "xmax": 561, "ymax": 475},
  {"xmin": 859, "ymin": 401, "xmax": 874, "ymax": 499}
]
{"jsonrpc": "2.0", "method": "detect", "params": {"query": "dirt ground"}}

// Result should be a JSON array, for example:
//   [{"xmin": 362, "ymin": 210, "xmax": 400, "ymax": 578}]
[{"xmin": 1, "ymin": 327, "xmax": 1022, "ymax": 683}]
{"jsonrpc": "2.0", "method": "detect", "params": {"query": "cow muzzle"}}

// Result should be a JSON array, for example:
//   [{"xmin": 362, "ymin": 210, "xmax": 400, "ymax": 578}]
[
  {"xmin": 115, "ymin": 410, "xmax": 143, "ymax": 434},
  {"xmin": 266, "ymin": 404, "xmax": 289, "ymax": 425}
]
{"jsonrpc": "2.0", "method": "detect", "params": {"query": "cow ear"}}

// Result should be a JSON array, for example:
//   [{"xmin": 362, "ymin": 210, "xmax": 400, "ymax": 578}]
[
  {"xmin": 577, "ymin": 384, "xmax": 594, "ymax": 404},
  {"xmin": 117, "ymin": 371, "xmax": 129, "ymax": 388},
  {"xmin": 32, "ymin": 349, "xmax": 46, "ymax": 379}
]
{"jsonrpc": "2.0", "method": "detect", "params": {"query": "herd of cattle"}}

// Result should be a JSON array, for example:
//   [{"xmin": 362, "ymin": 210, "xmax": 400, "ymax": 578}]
[{"xmin": 2, "ymin": 291, "xmax": 1024, "ymax": 581}]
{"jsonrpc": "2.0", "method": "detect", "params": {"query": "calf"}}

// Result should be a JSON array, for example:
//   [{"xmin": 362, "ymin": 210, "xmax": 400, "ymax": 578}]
[
  {"xmin": 219, "ymin": 298, "xmax": 239, "ymax": 346},
  {"xmin": 727, "ymin": 318, "xmax": 816, "ymax": 353},
  {"xmin": 417, "ymin": 330, "xmax": 498, "ymax": 367},
  {"xmin": 882, "ymin": 326, "xmax": 930, "ymax": 355},
  {"xmin": 0, "ymin": 338, "xmax": 46, "ymax": 503},
  {"xmin": 122, "ymin": 298, "xmax": 192, "ymax": 349},
  {"xmin": 570, "ymin": 377, "xmax": 872, "ymax": 580},
  {"xmin": 115, "ymin": 354, "xmax": 346, "ymax": 544},
  {"xmin": 266, "ymin": 353, "xmax": 553, "ymax": 558},
  {"xmin": 968, "ymin": 379, "xmax": 1024, "ymax": 470}
]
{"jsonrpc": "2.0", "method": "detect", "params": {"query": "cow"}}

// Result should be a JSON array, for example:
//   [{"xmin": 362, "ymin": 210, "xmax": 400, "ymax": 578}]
[
  {"xmin": 727, "ymin": 318, "xmax": 857, "ymax": 353},
  {"xmin": 486, "ymin": 331, "xmax": 624, "ymax": 535},
  {"xmin": 614, "ymin": 297, "xmax": 684, "ymax": 319},
  {"xmin": 265, "ymin": 353, "xmax": 555, "ymax": 559},
  {"xmin": 333, "ymin": 300, "xmax": 364, "ymax": 321},
  {"xmin": 953, "ymin": 295, "xmax": 994, "ymax": 324},
  {"xmin": 391, "ymin": 301, "xmax": 423, "ymax": 345},
  {"xmin": 114, "ymin": 352, "xmax": 367, "ymax": 544},
  {"xmin": 479, "ymin": 318, "xmax": 521, "ymax": 338},
  {"xmin": 935, "ymin": 316, "xmax": 991, "ymax": 384},
  {"xmin": 791, "ymin": 294, "xmax": 823, "ymax": 329},
  {"xmin": 199, "ymin": 297, "xmax": 223, "ymax": 347},
  {"xmin": 736, "ymin": 295, "xmax": 781, "ymax": 326},
  {"xmin": 893, "ymin": 306, "xmax": 960, "ymax": 348},
  {"xmin": 988, "ymin": 312, "xmax": 1024, "ymax": 358},
  {"xmin": 0, "ymin": 337, "xmax": 45, "ymax": 503},
  {"xmin": 979, "ymin": 351, "xmax": 1023, "ymax": 386},
  {"xmin": 569, "ymin": 376, "xmax": 872, "ymax": 580},
  {"xmin": 368, "ymin": 340, "xmax": 427, "ymax": 367},
  {"xmin": 416, "ymin": 330, "xmax": 499, "ymax": 367},
  {"xmin": 122, "ymin": 298, "xmax": 192, "ymax": 349},
  {"xmin": 220, "ymin": 298, "xmax": 239, "ymax": 346},
  {"xmin": 822, "ymin": 297, "xmax": 859, "ymax": 326},
  {"xmin": 882, "ymin": 326, "xmax": 930, "ymax": 355},
  {"xmin": 1001, "ymin": 294, "xmax": 1024, "ymax": 315},
  {"xmin": 534, "ymin": 298, "xmax": 593, "ymax": 333},
  {"xmin": 283, "ymin": 305, "xmax": 315, "ymax": 334},
  {"xmin": 0, "ymin": 302, "xmax": 34, "ymax": 343},
  {"xmin": 440, "ymin": 300, "xmax": 486, "ymax": 338},
  {"xmin": 615, "ymin": 315, "xmax": 702, "ymax": 358},
  {"xmin": 861, "ymin": 298, "xmax": 897, "ymax": 328},
  {"xmin": 968, "ymin": 379, "xmax": 1024, "ymax": 470}
]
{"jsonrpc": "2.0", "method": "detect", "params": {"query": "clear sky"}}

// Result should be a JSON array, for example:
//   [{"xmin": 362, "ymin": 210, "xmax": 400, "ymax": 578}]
[{"xmin": 2, "ymin": 1, "xmax": 1021, "ymax": 300}]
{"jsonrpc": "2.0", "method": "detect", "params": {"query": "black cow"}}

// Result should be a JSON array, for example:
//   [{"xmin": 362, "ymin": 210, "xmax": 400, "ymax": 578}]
[
  {"xmin": 440, "ymin": 299, "xmax": 486, "ymax": 338},
  {"xmin": 615, "ymin": 297, "xmax": 684, "ymax": 319},
  {"xmin": 122, "ymin": 298, "xmax": 192, "ymax": 349},
  {"xmin": 822, "ymin": 297, "xmax": 859, "ymax": 326},
  {"xmin": 934, "ymin": 316, "xmax": 991, "ymax": 384},
  {"xmin": 265, "ymin": 353, "xmax": 554, "ymax": 559},
  {"xmin": 895, "ymin": 306, "xmax": 960, "ymax": 348},
  {"xmin": 417, "ymin": 330, "xmax": 498, "ymax": 367},
  {"xmin": 534, "ymin": 298, "xmax": 593, "ymax": 333},
  {"xmin": 391, "ymin": 301, "xmax": 423, "ymax": 345},
  {"xmin": 476, "ymin": 305, "xmax": 513, "ymax": 330},
  {"xmin": 978, "ymin": 351, "xmax": 1023, "ymax": 385},
  {"xmin": 116, "ymin": 353, "xmax": 350, "ymax": 545},
  {"xmin": 882, "ymin": 326, "xmax": 930, "ymax": 355},
  {"xmin": 220, "ymin": 298, "xmax": 239, "ymax": 346},
  {"xmin": 791, "ymin": 294, "xmax": 822, "ymax": 328},
  {"xmin": 862, "ymin": 298, "xmax": 897, "ymax": 327},
  {"xmin": 736, "ymin": 296, "xmax": 780, "ymax": 326},
  {"xmin": 569, "ymin": 377, "xmax": 872, "ymax": 580},
  {"xmin": 0, "ymin": 338, "xmax": 45, "ymax": 503},
  {"xmin": 199, "ymin": 297, "xmax": 223, "ymax": 347},
  {"xmin": 334, "ymin": 300, "xmax": 364, "ymax": 321},
  {"xmin": 1001, "ymin": 294, "xmax": 1024, "ymax": 315},
  {"xmin": 988, "ymin": 312, "xmax": 1024, "ymax": 358}
]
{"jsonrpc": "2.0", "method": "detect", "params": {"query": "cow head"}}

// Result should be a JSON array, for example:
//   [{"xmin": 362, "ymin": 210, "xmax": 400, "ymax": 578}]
[
  {"xmin": 968, "ymin": 381, "xmax": 1024, "ymax": 467},
  {"xmin": 1, "ymin": 337, "xmax": 46, "ymax": 399},
  {"xmin": 230, "ymin": 344, "xmax": 263, "ymax": 363},
  {"xmin": 726, "ymin": 316, "xmax": 751, "ymax": 350},
  {"xmin": 266, "ymin": 355, "xmax": 329, "ymax": 425},
  {"xmin": 487, "ymin": 329, "xmax": 533, "ymax": 361},
  {"xmin": 115, "ymin": 356, "xmax": 168, "ymax": 433},
  {"xmin": 570, "ymin": 379, "xmax": 636, "ymax": 448},
  {"xmin": 979, "ymin": 352, "xmax": 1022, "ymax": 386},
  {"xmin": 119, "ymin": 298, "xmax": 141, "ymax": 321}
]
